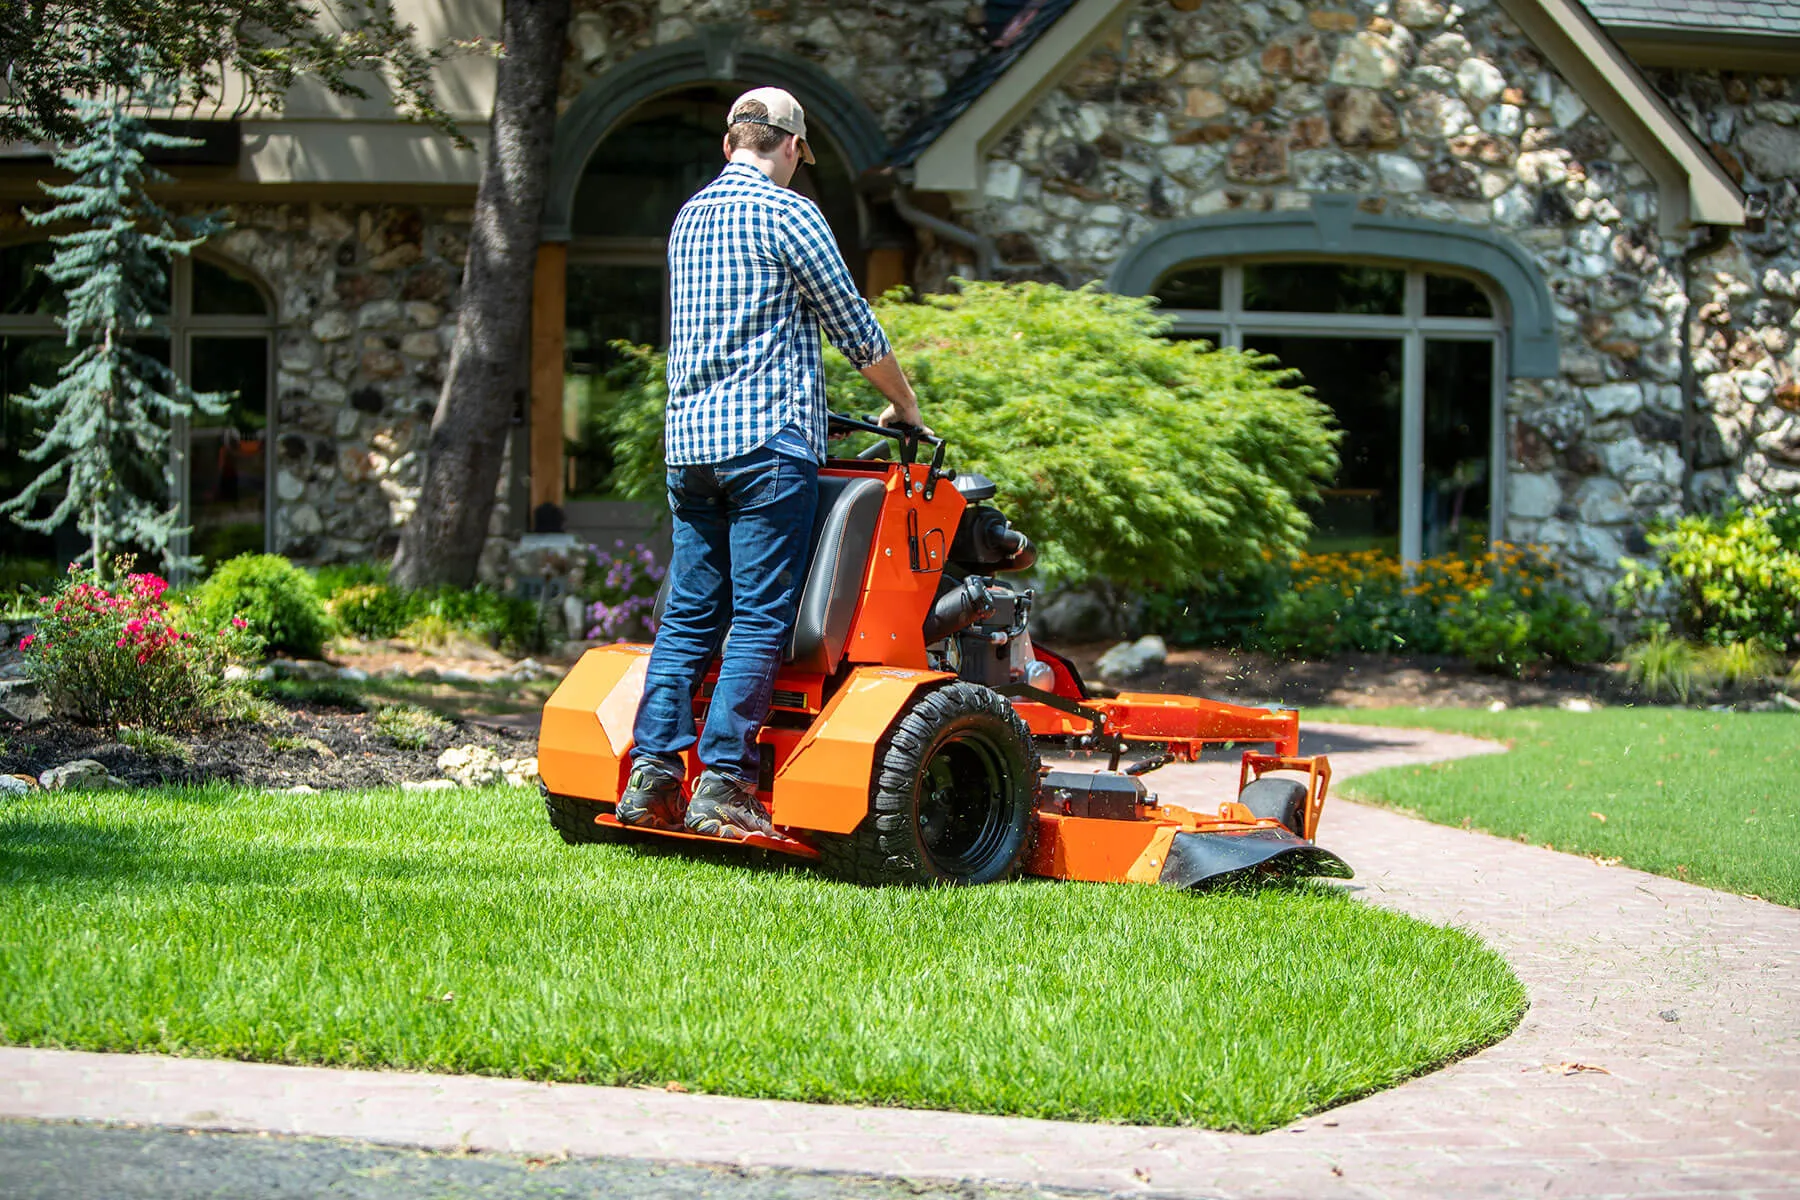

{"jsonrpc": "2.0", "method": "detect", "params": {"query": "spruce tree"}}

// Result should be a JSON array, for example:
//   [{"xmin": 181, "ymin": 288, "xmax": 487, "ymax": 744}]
[{"xmin": 0, "ymin": 86, "xmax": 229, "ymax": 577}]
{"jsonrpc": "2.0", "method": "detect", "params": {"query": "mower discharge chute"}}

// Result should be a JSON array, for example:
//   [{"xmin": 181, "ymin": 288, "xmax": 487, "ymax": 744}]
[{"xmin": 537, "ymin": 415, "xmax": 1351, "ymax": 890}]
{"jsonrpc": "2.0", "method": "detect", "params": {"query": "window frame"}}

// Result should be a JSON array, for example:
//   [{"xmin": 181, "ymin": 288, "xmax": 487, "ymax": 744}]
[
  {"xmin": 1156, "ymin": 258, "xmax": 1508, "ymax": 563},
  {"xmin": 0, "ymin": 244, "xmax": 277, "ymax": 567}
]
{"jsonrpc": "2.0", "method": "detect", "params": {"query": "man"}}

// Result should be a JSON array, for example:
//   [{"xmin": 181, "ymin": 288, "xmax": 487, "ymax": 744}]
[{"xmin": 617, "ymin": 86, "xmax": 926, "ymax": 840}]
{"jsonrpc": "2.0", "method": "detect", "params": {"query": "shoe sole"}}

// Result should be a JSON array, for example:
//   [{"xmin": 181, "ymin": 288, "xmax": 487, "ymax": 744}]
[{"xmin": 685, "ymin": 815, "xmax": 772, "ymax": 840}]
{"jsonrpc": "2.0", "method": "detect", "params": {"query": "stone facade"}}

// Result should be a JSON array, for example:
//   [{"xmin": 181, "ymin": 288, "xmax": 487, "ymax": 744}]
[
  {"xmin": 559, "ymin": 0, "xmax": 1798, "ymax": 606},
  {"xmin": 5, "ymin": 0, "xmax": 1790, "ymax": 606}
]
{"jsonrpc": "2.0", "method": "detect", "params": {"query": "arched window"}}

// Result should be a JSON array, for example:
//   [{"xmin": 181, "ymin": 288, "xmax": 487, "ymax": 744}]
[
  {"xmin": 0, "ymin": 242, "xmax": 275, "ymax": 572},
  {"xmin": 1152, "ymin": 258, "xmax": 1505, "ymax": 560}
]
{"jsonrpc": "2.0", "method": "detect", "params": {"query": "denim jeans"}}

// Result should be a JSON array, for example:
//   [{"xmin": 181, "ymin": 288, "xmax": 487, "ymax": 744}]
[{"xmin": 632, "ymin": 444, "xmax": 819, "ymax": 783}]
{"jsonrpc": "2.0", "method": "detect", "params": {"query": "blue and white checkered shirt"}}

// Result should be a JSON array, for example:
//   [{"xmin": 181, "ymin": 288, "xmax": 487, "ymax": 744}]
[{"xmin": 664, "ymin": 162, "xmax": 893, "ymax": 466}]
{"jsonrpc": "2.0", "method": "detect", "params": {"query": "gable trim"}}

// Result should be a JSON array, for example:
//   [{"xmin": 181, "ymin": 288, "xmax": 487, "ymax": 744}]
[
  {"xmin": 911, "ymin": 0, "xmax": 1134, "ymax": 194},
  {"xmin": 1493, "ymin": 0, "xmax": 1742, "ymax": 235}
]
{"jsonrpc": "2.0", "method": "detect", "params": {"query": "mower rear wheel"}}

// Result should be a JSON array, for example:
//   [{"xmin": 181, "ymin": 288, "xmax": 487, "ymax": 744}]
[
  {"xmin": 1237, "ymin": 776, "xmax": 1310, "ymax": 835},
  {"xmin": 817, "ymin": 681, "xmax": 1040, "ymax": 887},
  {"xmin": 543, "ymin": 789, "xmax": 652, "ymax": 846}
]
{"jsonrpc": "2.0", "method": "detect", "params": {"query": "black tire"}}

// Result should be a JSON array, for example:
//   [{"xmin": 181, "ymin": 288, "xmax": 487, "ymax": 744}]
[
  {"xmin": 816, "ymin": 681, "xmax": 1040, "ymax": 886},
  {"xmin": 1238, "ymin": 776, "xmax": 1309, "ymax": 834},
  {"xmin": 543, "ymin": 789, "xmax": 650, "ymax": 846}
]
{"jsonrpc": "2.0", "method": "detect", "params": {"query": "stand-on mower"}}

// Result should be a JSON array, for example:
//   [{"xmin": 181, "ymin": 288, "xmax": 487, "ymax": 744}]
[{"xmin": 537, "ymin": 415, "xmax": 1351, "ymax": 889}]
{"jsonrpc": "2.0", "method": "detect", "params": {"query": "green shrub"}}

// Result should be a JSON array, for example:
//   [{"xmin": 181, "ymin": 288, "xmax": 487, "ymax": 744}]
[
  {"xmin": 312, "ymin": 562, "xmax": 388, "ymax": 597},
  {"xmin": 192, "ymin": 554, "xmax": 332, "ymax": 659},
  {"xmin": 1703, "ymin": 638, "xmax": 1783, "ymax": 689},
  {"xmin": 405, "ymin": 585, "xmax": 540, "ymax": 652},
  {"xmin": 374, "ymin": 702, "xmax": 450, "ymax": 750},
  {"xmin": 117, "ymin": 726, "xmax": 189, "ymax": 760},
  {"xmin": 327, "ymin": 582, "xmax": 411, "ymax": 640},
  {"xmin": 594, "ymin": 283, "xmax": 1340, "ymax": 589},
  {"xmin": 1615, "ymin": 504, "xmax": 1800, "ymax": 651},
  {"xmin": 17, "ymin": 562, "xmax": 261, "ymax": 730}
]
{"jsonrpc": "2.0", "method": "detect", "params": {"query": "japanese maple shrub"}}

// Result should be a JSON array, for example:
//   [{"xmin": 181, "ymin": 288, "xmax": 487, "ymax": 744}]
[{"xmin": 18, "ymin": 561, "xmax": 261, "ymax": 729}]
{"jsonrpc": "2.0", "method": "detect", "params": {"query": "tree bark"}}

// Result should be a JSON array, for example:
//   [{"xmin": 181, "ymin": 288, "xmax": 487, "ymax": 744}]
[{"xmin": 391, "ymin": 0, "xmax": 571, "ymax": 589}]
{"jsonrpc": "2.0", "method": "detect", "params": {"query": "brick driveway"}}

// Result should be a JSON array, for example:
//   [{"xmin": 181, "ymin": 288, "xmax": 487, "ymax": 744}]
[{"xmin": 3, "ymin": 723, "xmax": 1797, "ymax": 1197}]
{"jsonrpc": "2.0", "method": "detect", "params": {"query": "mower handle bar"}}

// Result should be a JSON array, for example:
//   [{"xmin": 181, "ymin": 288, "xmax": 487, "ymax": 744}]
[{"xmin": 827, "ymin": 411, "xmax": 942, "ymax": 467}]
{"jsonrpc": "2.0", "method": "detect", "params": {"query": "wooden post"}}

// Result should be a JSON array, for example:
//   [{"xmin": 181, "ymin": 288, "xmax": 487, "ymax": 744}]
[
  {"xmin": 864, "ymin": 247, "xmax": 908, "ymax": 300},
  {"xmin": 529, "ymin": 241, "xmax": 568, "ymax": 521}
]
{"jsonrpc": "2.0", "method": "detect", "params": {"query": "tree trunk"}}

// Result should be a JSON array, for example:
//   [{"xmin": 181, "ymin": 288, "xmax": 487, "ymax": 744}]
[{"xmin": 391, "ymin": 0, "xmax": 571, "ymax": 589}]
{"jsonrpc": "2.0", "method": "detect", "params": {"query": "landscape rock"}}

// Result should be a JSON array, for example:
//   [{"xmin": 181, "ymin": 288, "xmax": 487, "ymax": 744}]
[
  {"xmin": 1036, "ymin": 590, "xmax": 1114, "ymax": 642},
  {"xmin": 499, "ymin": 756, "xmax": 540, "ymax": 788},
  {"xmin": 1, "ymin": 774, "xmax": 32, "ymax": 797},
  {"xmin": 40, "ymin": 759, "xmax": 125, "ymax": 791},
  {"xmin": 269, "ymin": 658, "xmax": 336, "ymax": 681},
  {"xmin": 401, "ymin": 779, "xmax": 458, "ymax": 792},
  {"xmin": 437, "ymin": 744, "xmax": 503, "ymax": 787},
  {"xmin": 0, "ymin": 678, "xmax": 48, "ymax": 723},
  {"xmin": 1095, "ymin": 636, "xmax": 1169, "ymax": 683},
  {"xmin": 335, "ymin": 666, "xmax": 370, "ymax": 683}
]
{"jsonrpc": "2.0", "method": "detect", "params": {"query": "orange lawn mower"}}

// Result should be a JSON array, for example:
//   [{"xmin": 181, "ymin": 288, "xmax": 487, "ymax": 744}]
[{"xmin": 536, "ymin": 414, "xmax": 1351, "ymax": 889}]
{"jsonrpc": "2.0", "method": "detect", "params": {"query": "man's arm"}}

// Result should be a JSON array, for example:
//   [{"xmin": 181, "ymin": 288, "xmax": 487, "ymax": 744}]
[{"xmin": 781, "ymin": 200, "xmax": 924, "ymax": 428}]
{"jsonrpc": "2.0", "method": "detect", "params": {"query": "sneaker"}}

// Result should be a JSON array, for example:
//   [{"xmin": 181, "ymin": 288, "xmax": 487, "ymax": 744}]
[
  {"xmin": 616, "ymin": 758, "xmax": 686, "ymax": 830},
  {"xmin": 683, "ymin": 770, "xmax": 773, "ymax": 840}
]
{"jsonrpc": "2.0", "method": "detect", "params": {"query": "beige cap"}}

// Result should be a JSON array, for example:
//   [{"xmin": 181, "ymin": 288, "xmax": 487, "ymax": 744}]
[{"xmin": 728, "ymin": 86, "xmax": 816, "ymax": 165}]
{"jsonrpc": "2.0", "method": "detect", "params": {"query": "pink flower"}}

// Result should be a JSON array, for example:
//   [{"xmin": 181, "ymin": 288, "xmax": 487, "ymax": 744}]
[
  {"xmin": 18, "ymin": 634, "xmax": 33, "ymax": 650},
  {"xmin": 230, "ymin": 617, "xmax": 248, "ymax": 629}
]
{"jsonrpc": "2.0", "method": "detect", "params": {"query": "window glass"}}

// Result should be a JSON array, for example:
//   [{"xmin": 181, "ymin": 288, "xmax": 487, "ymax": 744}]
[
  {"xmin": 1243, "ymin": 263, "xmax": 1404, "ymax": 315},
  {"xmin": 1, "ymin": 336, "xmax": 78, "ymax": 566},
  {"xmin": 1423, "ymin": 339, "xmax": 1493, "ymax": 557},
  {"xmin": 1154, "ymin": 266, "xmax": 1223, "ymax": 310},
  {"xmin": 1243, "ymin": 333, "xmax": 1404, "ymax": 555},
  {"xmin": 572, "ymin": 97, "xmax": 730, "ymax": 240},
  {"xmin": 565, "ymin": 264, "xmax": 665, "ymax": 499},
  {"xmin": 1425, "ymin": 273, "xmax": 1493, "ymax": 319},
  {"xmin": 188, "ymin": 336, "xmax": 270, "ymax": 564},
  {"xmin": 0, "ymin": 242, "xmax": 61, "ymax": 317},
  {"xmin": 192, "ymin": 259, "xmax": 270, "ymax": 316}
]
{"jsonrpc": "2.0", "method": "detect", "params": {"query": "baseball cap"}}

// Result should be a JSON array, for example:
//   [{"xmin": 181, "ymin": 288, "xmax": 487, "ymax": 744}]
[{"xmin": 728, "ymin": 86, "xmax": 816, "ymax": 165}]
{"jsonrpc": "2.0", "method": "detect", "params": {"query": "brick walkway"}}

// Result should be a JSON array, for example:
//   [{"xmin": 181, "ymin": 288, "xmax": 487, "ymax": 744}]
[{"xmin": 4, "ymin": 724, "xmax": 1798, "ymax": 1198}]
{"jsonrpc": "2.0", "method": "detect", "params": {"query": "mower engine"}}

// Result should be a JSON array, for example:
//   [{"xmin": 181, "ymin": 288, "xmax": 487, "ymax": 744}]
[{"xmin": 924, "ymin": 475, "xmax": 1054, "ymax": 692}]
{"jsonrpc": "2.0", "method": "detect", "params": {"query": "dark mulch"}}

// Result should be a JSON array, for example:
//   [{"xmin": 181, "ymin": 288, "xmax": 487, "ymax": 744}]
[{"xmin": 0, "ymin": 698, "xmax": 535, "ymax": 791}]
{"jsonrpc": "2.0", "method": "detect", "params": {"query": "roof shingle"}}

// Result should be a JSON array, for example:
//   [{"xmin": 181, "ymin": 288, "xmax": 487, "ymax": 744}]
[{"xmin": 1584, "ymin": 0, "xmax": 1800, "ymax": 39}]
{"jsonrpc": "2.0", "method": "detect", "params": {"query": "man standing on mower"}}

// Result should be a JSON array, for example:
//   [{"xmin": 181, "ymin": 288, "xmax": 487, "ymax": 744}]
[{"xmin": 617, "ymin": 86, "xmax": 927, "ymax": 840}]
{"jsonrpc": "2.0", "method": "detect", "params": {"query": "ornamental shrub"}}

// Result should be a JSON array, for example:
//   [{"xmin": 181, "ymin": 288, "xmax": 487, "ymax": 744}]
[
  {"xmin": 1258, "ymin": 544, "xmax": 1609, "ymax": 674},
  {"xmin": 583, "ymin": 540, "xmax": 665, "ymax": 642},
  {"xmin": 1614, "ymin": 504, "xmax": 1800, "ymax": 651},
  {"xmin": 18, "ymin": 561, "xmax": 261, "ymax": 729},
  {"xmin": 594, "ymin": 283, "xmax": 1339, "ymax": 588},
  {"xmin": 191, "ymin": 553, "xmax": 332, "ymax": 658},
  {"xmin": 327, "ymin": 582, "xmax": 410, "ymax": 639}
]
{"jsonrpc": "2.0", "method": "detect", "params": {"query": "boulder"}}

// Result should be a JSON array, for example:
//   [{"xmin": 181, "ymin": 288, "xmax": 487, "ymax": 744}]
[
  {"xmin": 1, "ymin": 774, "xmax": 33, "ymax": 797},
  {"xmin": 40, "ymin": 759, "xmax": 127, "ymax": 791},
  {"xmin": 437, "ymin": 744, "xmax": 503, "ymax": 787},
  {"xmin": 335, "ymin": 666, "xmax": 370, "ymax": 683},
  {"xmin": 1095, "ymin": 636, "xmax": 1168, "ymax": 684},
  {"xmin": 1036, "ymin": 590, "xmax": 1114, "ymax": 642},
  {"xmin": 401, "ymin": 778, "xmax": 457, "ymax": 792},
  {"xmin": 0, "ymin": 678, "xmax": 48, "ymax": 723},
  {"xmin": 269, "ymin": 658, "xmax": 336, "ymax": 681}
]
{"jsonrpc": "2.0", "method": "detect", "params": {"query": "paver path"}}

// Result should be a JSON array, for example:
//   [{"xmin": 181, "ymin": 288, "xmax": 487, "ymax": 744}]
[{"xmin": 4, "ymin": 723, "xmax": 1798, "ymax": 1198}]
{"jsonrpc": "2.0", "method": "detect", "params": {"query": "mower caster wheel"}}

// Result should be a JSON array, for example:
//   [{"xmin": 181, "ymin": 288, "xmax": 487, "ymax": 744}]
[
  {"xmin": 543, "ymin": 790, "xmax": 654, "ymax": 846},
  {"xmin": 1237, "ymin": 776, "xmax": 1310, "ymax": 835},
  {"xmin": 816, "ymin": 680, "xmax": 1040, "ymax": 887}
]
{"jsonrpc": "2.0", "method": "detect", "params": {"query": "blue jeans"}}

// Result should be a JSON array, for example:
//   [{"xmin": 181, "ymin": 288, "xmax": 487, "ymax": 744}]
[{"xmin": 632, "ymin": 445, "xmax": 819, "ymax": 783}]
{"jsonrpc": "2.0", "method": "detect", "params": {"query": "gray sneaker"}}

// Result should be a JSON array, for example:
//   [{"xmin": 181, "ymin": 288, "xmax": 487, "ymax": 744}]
[
  {"xmin": 616, "ymin": 757, "xmax": 686, "ymax": 830},
  {"xmin": 683, "ymin": 770, "xmax": 773, "ymax": 840}
]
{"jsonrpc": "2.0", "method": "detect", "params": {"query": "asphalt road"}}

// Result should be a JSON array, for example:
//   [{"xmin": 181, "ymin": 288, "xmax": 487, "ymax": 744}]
[{"xmin": 0, "ymin": 1119, "xmax": 1096, "ymax": 1200}]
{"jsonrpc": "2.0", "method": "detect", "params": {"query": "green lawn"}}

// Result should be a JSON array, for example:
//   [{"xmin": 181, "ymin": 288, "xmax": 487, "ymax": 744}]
[
  {"xmin": 0, "ymin": 784, "xmax": 1523, "ymax": 1132},
  {"xmin": 1311, "ymin": 707, "xmax": 1800, "ymax": 908}
]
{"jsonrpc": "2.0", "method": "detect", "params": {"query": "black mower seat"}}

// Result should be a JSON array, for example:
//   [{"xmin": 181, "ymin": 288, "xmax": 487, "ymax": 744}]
[{"xmin": 651, "ymin": 472, "xmax": 887, "ymax": 674}]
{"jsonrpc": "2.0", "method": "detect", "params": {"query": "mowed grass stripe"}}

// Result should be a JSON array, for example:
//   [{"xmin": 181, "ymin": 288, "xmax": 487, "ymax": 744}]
[
  {"xmin": 0, "ymin": 785, "xmax": 1523, "ymax": 1131},
  {"xmin": 1311, "ymin": 707, "xmax": 1800, "ymax": 908}
]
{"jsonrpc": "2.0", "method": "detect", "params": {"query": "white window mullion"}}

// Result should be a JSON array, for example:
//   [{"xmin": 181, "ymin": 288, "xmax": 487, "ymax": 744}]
[{"xmin": 1401, "ymin": 330, "xmax": 1424, "ymax": 565}]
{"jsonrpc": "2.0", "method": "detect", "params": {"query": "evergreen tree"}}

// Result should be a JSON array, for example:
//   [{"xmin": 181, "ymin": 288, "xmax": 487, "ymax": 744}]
[{"xmin": 0, "ymin": 85, "xmax": 229, "ymax": 577}]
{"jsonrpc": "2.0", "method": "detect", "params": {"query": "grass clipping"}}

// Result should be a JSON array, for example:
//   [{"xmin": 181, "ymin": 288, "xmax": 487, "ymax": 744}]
[{"xmin": 0, "ymin": 785, "xmax": 1525, "ymax": 1132}]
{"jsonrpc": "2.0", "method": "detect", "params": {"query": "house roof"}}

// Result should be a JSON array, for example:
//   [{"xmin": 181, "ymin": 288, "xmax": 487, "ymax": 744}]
[
  {"xmin": 888, "ymin": 0, "xmax": 1081, "ymax": 168},
  {"xmin": 1585, "ymin": 0, "xmax": 1800, "ymax": 39}
]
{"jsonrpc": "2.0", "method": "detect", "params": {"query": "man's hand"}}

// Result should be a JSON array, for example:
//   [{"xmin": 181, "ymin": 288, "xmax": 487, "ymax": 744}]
[{"xmin": 862, "ymin": 353, "xmax": 930, "ymax": 434}]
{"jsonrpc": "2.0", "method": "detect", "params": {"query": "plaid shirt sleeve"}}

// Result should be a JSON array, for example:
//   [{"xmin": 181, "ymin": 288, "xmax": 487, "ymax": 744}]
[{"xmin": 780, "ymin": 198, "xmax": 892, "ymax": 370}]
